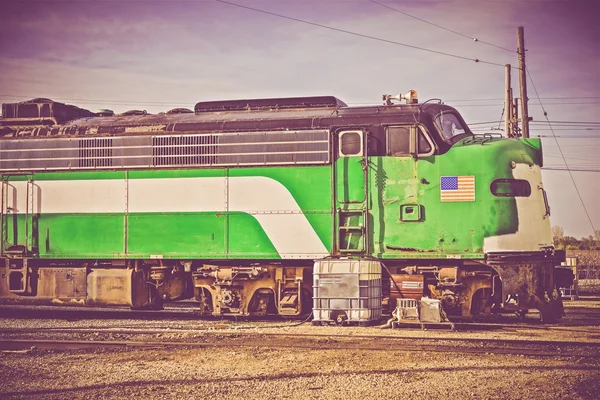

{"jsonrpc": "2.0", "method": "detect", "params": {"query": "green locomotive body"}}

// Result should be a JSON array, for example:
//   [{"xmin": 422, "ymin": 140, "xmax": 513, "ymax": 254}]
[{"xmin": 0, "ymin": 95, "xmax": 565, "ymax": 320}]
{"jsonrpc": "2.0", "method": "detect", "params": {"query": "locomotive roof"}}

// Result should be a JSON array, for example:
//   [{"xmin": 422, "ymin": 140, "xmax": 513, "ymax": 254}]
[{"xmin": 0, "ymin": 96, "xmax": 458, "ymax": 138}]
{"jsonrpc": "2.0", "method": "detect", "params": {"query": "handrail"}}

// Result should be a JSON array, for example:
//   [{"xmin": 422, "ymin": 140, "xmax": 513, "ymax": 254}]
[{"xmin": 538, "ymin": 185, "xmax": 551, "ymax": 218}]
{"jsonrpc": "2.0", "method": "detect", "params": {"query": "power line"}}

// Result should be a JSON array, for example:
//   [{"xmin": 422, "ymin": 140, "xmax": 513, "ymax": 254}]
[
  {"xmin": 527, "ymin": 67, "xmax": 597, "ymax": 234},
  {"xmin": 547, "ymin": 143, "xmax": 600, "ymax": 147},
  {"xmin": 544, "ymin": 154, "xmax": 600, "ymax": 161},
  {"xmin": 531, "ymin": 121, "xmax": 600, "ymax": 125},
  {"xmin": 368, "ymin": 0, "xmax": 515, "ymax": 53},
  {"xmin": 497, "ymin": 105, "xmax": 505, "ymax": 130},
  {"xmin": 2, "ymin": 93, "xmax": 599, "ymax": 114},
  {"xmin": 536, "ymin": 135, "xmax": 600, "ymax": 138},
  {"xmin": 422, "ymin": 102, "xmax": 600, "ymax": 108},
  {"xmin": 214, "ymin": 0, "xmax": 507, "ymax": 67},
  {"xmin": 472, "ymin": 128, "xmax": 600, "ymax": 132},
  {"xmin": 529, "ymin": 102, "xmax": 600, "ymax": 106},
  {"xmin": 543, "ymin": 167, "xmax": 600, "ymax": 172},
  {"xmin": 448, "ymin": 97, "xmax": 600, "ymax": 102},
  {"xmin": 468, "ymin": 120, "xmax": 502, "ymax": 125},
  {"xmin": 523, "ymin": 128, "xmax": 600, "ymax": 131},
  {"xmin": 345, "ymin": 98, "xmax": 599, "ymax": 105}
]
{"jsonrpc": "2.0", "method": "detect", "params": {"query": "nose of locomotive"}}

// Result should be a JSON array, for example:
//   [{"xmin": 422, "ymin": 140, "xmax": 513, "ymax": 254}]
[{"xmin": 481, "ymin": 138, "xmax": 553, "ymax": 252}]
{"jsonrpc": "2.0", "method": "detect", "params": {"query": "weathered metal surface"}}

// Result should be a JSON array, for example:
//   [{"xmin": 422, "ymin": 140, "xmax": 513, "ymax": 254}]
[
  {"xmin": 488, "ymin": 253, "xmax": 564, "ymax": 321},
  {"xmin": 389, "ymin": 274, "xmax": 424, "ymax": 301},
  {"xmin": 194, "ymin": 96, "xmax": 347, "ymax": 112},
  {"xmin": 37, "ymin": 267, "xmax": 86, "ymax": 300},
  {"xmin": 86, "ymin": 268, "xmax": 149, "ymax": 308},
  {"xmin": 193, "ymin": 264, "xmax": 311, "ymax": 317}
]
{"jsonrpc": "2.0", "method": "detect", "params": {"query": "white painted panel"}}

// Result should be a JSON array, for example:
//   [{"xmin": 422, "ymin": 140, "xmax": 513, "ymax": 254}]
[
  {"xmin": 128, "ymin": 177, "xmax": 226, "ymax": 213},
  {"xmin": 483, "ymin": 164, "xmax": 553, "ymax": 252},
  {"xmin": 252, "ymin": 214, "xmax": 327, "ymax": 256},
  {"xmin": 38, "ymin": 179, "xmax": 126, "ymax": 214},
  {"xmin": 229, "ymin": 176, "xmax": 328, "ymax": 256},
  {"xmin": 229, "ymin": 176, "xmax": 301, "ymax": 213},
  {"xmin": 2, "ymin": 176, "xmax": 328, "ymax": 258},
  {"xmin": 3, "ymin": 180, "xmax": 125, "ymax": 215}
]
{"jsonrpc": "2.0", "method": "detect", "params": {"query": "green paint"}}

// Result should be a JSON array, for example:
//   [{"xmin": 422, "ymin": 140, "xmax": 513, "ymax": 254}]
[
  {"xmin": 14, "ymin": 212, "xmax": 279, "ymax": 259},
  {"xmin": 229, "ymin": 166, "xmax": 333, "ymax": 250},
  {"xmin": 1, "ymin": 135, "xmax": 544, "ymax": 261},
  {"xmin": 335, "ymin": 157, "xmax": 365, "ymax": 204},
  {"xmin": 127, "ymin": 212, "xmax": 226, "ymax": 258},
  {"xmin": 39, "ymin": 214, "xmax": 125, "ymax": 257},
  {"xmin": 367, "ymin": 135, "xmax": 544, "ymax": 259},
  {"xmin": 228, "ymin": 212, "xmax": 279, "ymax": 259}
]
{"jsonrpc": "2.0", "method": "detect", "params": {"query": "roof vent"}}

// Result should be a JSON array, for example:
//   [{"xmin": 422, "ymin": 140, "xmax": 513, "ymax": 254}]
[
  {"xmin": 119, "ymin": 110, "xmax": 148, "ymax": 116},
  {"xmin": 194, "ymin": 96, "xmax": 347, "ymax": 113},
  {"xmin": 167, "ymin": 108, "xmax": 193, "ymax": 115},
  {"xmin": 28, "ymin": 98, "xmax": 54, "ymax": 103},
  {"xmin": 96, "ymin": 109, "xmax": 115, "ymax": 117}
]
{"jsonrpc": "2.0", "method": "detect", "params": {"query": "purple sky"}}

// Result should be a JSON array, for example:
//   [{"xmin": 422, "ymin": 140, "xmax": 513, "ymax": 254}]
[{"xmin": 1, "ymin": 0, "xmax": 599, "ymax": 237}]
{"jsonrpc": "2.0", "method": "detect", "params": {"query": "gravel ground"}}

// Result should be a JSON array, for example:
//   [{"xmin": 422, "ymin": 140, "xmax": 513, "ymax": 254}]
[
  {"xmin": 2, "ymin": 298, "xmax": 600, "ymax": 343},
  {"xmin": 0, "ymin": 298, "xmax": 599, "ymax": 399},
  {"xmin": 0, "ymin": 346, "xmax": 598, "ymax": 399}
]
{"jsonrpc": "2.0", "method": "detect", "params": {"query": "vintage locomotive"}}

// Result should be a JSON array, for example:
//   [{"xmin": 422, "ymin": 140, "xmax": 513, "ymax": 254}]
[{"xmin": 0, "ymin": 91, "xmax": 566, "ymax": 321}]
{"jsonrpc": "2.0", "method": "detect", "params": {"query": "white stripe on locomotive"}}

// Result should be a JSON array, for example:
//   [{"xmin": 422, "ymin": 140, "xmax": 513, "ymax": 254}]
[{"xmin": 3, "ymin": 176, "xmax": 329, "ymax": 258}]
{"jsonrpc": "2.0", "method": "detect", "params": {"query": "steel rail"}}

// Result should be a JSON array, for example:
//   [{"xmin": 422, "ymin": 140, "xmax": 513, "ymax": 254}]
[
  {"xmin": 1, "ymin": 328, "xmax": 599, "ymax": 349},
  {"xmin": 1, "ymin": 336, "xmax": 598, "ymax": 359}
]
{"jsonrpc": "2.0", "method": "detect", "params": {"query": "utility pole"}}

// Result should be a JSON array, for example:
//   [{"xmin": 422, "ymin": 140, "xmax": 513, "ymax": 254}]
[
  {"xmin": 504, "ymin": 64, "xmax": 512, "ymax": 138},
  {"xmin": 517, "ymin": 26, "xmax": 530, "ymax": 138},
  {"xmin": 512, "ymin": 97, "xmax": 519, "ymax": 137}
]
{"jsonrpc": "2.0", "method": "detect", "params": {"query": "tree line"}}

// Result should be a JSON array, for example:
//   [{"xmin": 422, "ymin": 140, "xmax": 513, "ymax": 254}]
[{"xmin": 552, "ymin": 226, "xmax": 600, "ymax": 250}]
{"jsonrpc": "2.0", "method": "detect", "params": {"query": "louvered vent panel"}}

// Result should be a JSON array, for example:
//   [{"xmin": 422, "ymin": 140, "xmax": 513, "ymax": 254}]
[
  {"xmin": 78, "ymin": 138, "xmax": 113, "ymax": 168},
  {"xmin": 0, "ymin": 129, "xmax": 329, "ymax": 171}
]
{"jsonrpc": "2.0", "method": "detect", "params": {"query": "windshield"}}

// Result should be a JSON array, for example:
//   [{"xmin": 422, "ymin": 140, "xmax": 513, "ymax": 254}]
[{"xmin": 434, "ymin": 111, "xmax": 467, "ymax": 141}]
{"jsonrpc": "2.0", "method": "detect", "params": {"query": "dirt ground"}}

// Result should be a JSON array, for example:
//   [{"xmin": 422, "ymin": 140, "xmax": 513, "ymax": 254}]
[
  {"xmin": 1, "ymin": 298, "xmax": 599, "ymax": 400},
  {"xmin": 0, "ymin": 346, "xmax": 599, "ymax": 400}
]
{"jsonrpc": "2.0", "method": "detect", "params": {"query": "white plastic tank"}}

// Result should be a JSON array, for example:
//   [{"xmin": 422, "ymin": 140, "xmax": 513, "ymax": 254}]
[{"xmin": 312, "ymin": 259, "xmax": 382, "ymax": 324}]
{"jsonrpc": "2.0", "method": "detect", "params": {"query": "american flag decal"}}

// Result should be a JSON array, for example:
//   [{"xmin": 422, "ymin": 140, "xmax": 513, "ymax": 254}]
[{"xmin": 440, "ymin": 176, "xmax": 475, "ymax": 202}]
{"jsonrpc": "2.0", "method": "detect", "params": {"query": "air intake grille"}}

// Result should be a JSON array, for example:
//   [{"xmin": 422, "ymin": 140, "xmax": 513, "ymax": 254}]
[
  {"xmin": 153, "ymin": 135, "xmax": 217, "ymax": 166},
  {"xmin": 79, "ymin": 138, "xmax": 113, "ymax": 168},
  {"xmin": 0, "ymin": 129, "xmax": 330, "ymax": 171}
]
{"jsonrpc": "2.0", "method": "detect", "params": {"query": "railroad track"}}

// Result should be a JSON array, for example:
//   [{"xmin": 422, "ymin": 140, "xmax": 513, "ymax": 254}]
[
  {"xmin": 1, "ymin": 326, "xmax": 600, "ymax": 347},
  {"xmin": 2, "ymin": 304, "xmax": 599, "ymax": 332},
  {"xmin": 1, "ymin": 329, "xmax": 599, "ymax": 358}
]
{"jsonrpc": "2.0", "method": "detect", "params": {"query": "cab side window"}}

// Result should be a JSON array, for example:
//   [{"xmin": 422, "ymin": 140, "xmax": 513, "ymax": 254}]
[
  {"xmin": 386, "ymin": 125, "xmax": 434, "ymax": 157},
  {"xmin": 387, "ymin": 126, "xmax": 411, "ymax": 156},
  {"xmin": 418, "ymin": 129, "xmax": 432, "ymax": 154},
  {"xmin": 339, "ymin": 130, "xmax": 363, "ymax": 157}
]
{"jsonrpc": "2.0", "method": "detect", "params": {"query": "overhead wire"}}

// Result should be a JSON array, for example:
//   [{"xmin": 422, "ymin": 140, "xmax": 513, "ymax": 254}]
[
  {"xmin": 526, "ymin": 66, "xmax": 597, "ymax": 233},
  {"xmin": 368, "ymin": 0, "xmax": 516, "ymax": 53},
  {"xmin": 468, "ymin": 120, "xmax": 503, "ymax": 125},
  {"xmin": 531, "ymin": 121, "xmax": 600, "ymax": 125},
  {"xmin": 497, "ymin": 106, "xmax": 505, "ymax": 130},
  {"xmin": 448, "ymin": 97, "xmax": 600, "ymax": 102},
  {"xmin": 1, "ymin": 92, "xmax": 599, "ymax": 116},
  {"xmin": 542, "ymin": 167, "xmax": 600, "ymax": 172},
  {"xmin": 214, "ymin": 0, "xmax": 507, "ymax": 67},
  {"xmin": 535, "ymin": 135, "xmax": 600, "ymax": 138},
  {"xmin": 367, "ymin": 0, "xmax": 599, "ymax": 223}
]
